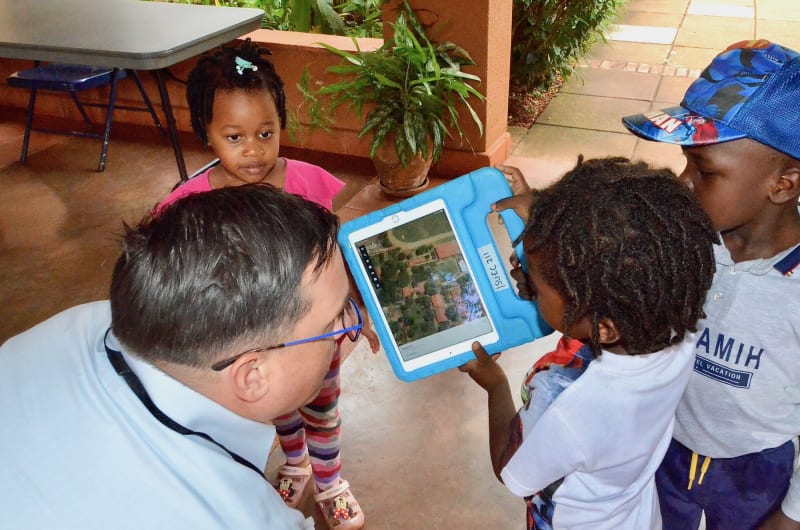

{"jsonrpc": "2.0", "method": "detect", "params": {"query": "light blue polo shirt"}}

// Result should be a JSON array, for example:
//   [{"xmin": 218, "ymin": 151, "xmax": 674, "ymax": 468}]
[{"xmin": 0, "ymin": 301, "xmax": 311, "ymax": 529}]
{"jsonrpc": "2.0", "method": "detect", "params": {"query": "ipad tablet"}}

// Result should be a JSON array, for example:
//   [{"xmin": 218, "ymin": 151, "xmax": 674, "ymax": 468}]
[
  {"xmin": 346, "ymin": 198, "xmax": 500, "ymax": 373},
  {"xmin": 340, "ymin": 166, "xmax": 552, "ymax": 381}
]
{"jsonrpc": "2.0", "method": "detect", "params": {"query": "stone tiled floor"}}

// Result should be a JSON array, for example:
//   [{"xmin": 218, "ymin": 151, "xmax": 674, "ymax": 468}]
[{"xmin": 2, "ymin": 0, "xmax": 798, "ymax": 527}]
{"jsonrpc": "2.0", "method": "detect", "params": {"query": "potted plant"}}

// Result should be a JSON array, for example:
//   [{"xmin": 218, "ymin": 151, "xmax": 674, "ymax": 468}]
[{"xmin": 299, "ymin": 0, "xmax": 485, "ymax": 197}]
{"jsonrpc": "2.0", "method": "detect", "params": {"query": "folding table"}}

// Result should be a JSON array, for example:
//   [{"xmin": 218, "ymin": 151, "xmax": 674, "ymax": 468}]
[{"xmin": 0, "ymin": 0, "xmax": 264, "ymax": 181}]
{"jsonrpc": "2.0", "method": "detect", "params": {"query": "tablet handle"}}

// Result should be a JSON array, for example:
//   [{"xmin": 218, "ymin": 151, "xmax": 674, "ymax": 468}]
[{"xmin": 498, "ymin": 208, "xmax": 527, "ymax": 273}]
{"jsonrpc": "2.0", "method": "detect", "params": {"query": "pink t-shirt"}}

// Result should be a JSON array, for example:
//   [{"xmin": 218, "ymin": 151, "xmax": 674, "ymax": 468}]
[{"xmin": 154, "ymin": 158, "xmax": 345, "ymax": 215}]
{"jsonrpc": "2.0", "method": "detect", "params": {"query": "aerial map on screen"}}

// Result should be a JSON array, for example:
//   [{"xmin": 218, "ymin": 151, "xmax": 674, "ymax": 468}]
[{"xmin": 355, "ymin": 208, "xmax": 492, "ymax": 360}]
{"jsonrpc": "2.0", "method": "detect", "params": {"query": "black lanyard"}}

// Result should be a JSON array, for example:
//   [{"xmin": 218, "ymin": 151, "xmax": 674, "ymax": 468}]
[{"xmin": 103, "ymin": 329, "xmax": 268, "ymax": 481}]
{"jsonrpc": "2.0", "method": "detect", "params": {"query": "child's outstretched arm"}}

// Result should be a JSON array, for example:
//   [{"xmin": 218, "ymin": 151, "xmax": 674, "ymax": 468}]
[{"xmin": 459, "ymin": 342, "xmax": 518, "ymax": 482}]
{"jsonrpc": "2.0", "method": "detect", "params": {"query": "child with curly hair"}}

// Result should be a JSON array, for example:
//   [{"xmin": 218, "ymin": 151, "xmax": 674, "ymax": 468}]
[{"xmin": 461, "ymin": 157, "xmax": 717, "ymax": 529}]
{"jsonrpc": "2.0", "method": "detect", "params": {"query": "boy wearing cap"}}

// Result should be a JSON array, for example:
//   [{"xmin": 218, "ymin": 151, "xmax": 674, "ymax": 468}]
[{"xmin": 623, "ymin": 39, "xmax": 800, "ymax": 530}]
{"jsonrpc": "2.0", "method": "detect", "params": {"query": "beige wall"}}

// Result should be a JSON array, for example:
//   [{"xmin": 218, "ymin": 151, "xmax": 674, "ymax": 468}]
[{"xmin": 0, "ymin": 0, "xmax": 512, "ymax": 176}]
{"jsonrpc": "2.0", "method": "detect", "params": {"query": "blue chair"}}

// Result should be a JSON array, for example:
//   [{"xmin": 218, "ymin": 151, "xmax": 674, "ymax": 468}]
[{"xmin": 7, "ymin": 63, "xmax": 165, "ymax": 171}]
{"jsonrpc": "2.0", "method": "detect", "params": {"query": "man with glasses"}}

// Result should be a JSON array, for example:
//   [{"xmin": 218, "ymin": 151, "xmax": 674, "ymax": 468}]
[{"xmin": 0, "ymin": 184, "xmax": 361, "ymax": 529}]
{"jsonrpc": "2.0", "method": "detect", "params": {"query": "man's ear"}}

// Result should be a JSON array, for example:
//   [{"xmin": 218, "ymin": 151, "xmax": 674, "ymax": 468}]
[
  {"xmin": 229, "ymin": 353, "xmax": 270, "ymax": 403},
  {"xmin": 597, "ymin": 317, "xmax": 621, "ymax": 345},
  {"xmin": 770, "ymin": 166, "xmax": 800, "ymax": 204}
]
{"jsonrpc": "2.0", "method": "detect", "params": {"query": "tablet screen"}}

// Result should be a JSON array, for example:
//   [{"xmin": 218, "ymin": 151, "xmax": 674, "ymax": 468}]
[{"xmin": 348, "ymin": 199, "xmax": 498, "ymax": 371}]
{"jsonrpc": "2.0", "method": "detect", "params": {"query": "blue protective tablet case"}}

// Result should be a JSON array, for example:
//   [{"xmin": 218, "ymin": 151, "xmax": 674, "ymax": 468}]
[{"xmin": 339, "ymin": 167, "xmax": 552, "ymax": 381}]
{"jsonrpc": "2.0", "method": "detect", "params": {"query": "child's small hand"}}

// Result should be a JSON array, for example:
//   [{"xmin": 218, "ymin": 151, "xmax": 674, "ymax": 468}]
[
  {"xmin": 492, "ymin": 165, "xmax": 539, "ymax": 224},
  {"xmin": 495, "ymin": 164, "xmax": 532, "ymax": 195},
  {"xmin": 492, "ymin": 193, "xmax": 539, "ymax": 225},
  {"xmin": 492, "ymin": 164, "xmax": 537, "ymax": 300},
  {"xmin": 459, "ymin": 342, "xmax": 508, "ymax": 391},
  {"xmin": 360, "ymin": 309, "xmax": 381, "ymax": 354},
  {"xmin": 508, "ymin": 253, "xmax": 535, "ymax": 301},
  {"xmin": 346, "ymin": 277, "xmax": 381, "ymax": 354}
]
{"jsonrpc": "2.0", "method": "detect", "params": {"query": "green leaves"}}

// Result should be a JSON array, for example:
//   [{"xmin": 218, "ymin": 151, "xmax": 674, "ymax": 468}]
[
  {"xmin": 301, "ymin": 0, "xmax": 485, "ymax": 167},
  {"xmin": 242, "ymin": 0, "xmax": 383, "ymax": 37},
  {"xmin": 154, "ymin": 0, "xmax": 383, "ymax": 36},
  {"xmin": 290, "ymin": 0, "xmax": 313, "ymax": 32},
  {"xmin": 511, "ymin": 0, "xmax": 625, "ymax": 91},
  {"xmin": 373, "ymin": 72, "xmax": 402, "ymax": 89}
]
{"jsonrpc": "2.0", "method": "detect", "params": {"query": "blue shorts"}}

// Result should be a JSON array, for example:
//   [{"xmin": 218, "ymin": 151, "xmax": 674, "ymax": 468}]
[{"xmin": 656, "ymin": 438, "xmax": 796, "ymax": 530}]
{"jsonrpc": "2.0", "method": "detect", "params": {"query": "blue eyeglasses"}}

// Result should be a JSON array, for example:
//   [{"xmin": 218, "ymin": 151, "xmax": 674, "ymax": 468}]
[{"xmin": 211, "ymin": 297, "xmax": 363, "ymax": 371}]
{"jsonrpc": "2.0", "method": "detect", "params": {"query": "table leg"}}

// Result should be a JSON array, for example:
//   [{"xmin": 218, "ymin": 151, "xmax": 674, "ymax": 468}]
[
  {"xmin": 98, "ymin": 68, "xmax": 122, "ymax": 172},
  {"xmin": 154, "ymin": 68, "xmax": 188, "ymax": 181}
]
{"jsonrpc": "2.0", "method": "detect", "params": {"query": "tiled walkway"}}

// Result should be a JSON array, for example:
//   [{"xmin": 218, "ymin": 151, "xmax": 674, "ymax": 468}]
[
  {"xmin": 341, "ymin": 0, "xmax": 800, "ymax": 223},
  {"xmin": 1, "ymin": 0, "xmax": 798, "ymax": 528},
  {"xmin": 499, "ymin": 0, "xmax": 800, "ymax": 192}
]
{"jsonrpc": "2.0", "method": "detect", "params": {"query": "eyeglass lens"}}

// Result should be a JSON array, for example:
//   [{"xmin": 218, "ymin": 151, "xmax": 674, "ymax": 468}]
[{"xmin": 342, "ymin": 299, "xmax": 361, "ymax": 341}]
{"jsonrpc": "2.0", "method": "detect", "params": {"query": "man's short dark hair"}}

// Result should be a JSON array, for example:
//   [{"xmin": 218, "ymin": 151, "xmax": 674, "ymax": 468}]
[{"xmin": 110, "ymin": 184, "xmax": 339, "ymax": 367}]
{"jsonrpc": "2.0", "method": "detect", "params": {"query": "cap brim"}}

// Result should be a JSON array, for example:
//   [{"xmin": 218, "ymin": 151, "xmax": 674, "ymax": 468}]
[{"xmin": 622, "ymin": 105, "xmax": 746, "ymax": 147}]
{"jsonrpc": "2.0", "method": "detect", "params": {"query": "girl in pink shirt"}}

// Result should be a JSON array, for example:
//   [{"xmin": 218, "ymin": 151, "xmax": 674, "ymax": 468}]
[{"xmin": 157, "ymin": 40, "xmax": 374, "ymax": 530}]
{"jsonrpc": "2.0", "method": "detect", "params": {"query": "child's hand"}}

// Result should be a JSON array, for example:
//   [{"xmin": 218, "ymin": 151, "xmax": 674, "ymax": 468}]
[
  {"xmin": 345, "ymin": 274, "xmax": 381, "ymax": 354},
  {"xmin": 492, "ymin": 164, "xmax": 537, "ymax": 300},
  {"xmin": 459, "ymin": 342, "xmax": 508, "ymax": 392},
  {"xmin": 360, "ymin": 308, "xmax": 381, "ymax": 354},
  {"xmin": 508, "ymin": 253, "xmax": 535, "ymax": 301},
  {"xmin": 495, "ymin": 164, "xmax": 532, "ymax": 195},
  {"xmin": 492, "ymin": 164, "xmax": 539, "ymax": 224}
]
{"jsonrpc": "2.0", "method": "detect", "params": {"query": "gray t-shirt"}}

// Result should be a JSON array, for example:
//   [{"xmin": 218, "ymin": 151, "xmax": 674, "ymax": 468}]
[{"xmin": 673, "ymin": 242, "xmax": 800, "ymax": 519}]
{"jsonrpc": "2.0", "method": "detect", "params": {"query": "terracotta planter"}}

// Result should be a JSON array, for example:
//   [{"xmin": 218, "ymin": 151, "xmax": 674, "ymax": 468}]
[{"xmin": 372, "ymin": 140, "xmax": 432, "ymax": 198}]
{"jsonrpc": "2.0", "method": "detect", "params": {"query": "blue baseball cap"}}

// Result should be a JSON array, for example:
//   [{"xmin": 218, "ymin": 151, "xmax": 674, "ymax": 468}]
[{"xmin": 622, "ymin": 39, "xmax": 800, "ymax": 160}]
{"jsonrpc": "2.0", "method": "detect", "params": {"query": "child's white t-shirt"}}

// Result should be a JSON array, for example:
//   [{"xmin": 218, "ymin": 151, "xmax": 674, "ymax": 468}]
[{"xmin": 500, "ymin": 337, "xmax": 695, "ymax": 529}]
